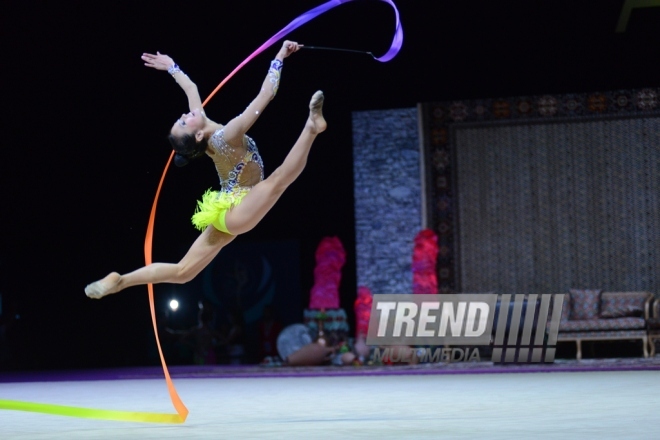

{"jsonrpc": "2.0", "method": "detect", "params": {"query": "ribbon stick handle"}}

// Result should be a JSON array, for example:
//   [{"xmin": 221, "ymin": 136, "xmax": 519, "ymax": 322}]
[{"xmin": 302, "ymin": 45, "xmax": 376, "ymax": 58}]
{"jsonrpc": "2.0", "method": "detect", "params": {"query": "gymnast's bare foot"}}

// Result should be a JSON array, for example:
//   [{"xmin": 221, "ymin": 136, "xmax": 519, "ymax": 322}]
[
  {"xmin": 85, "ymin": 272, "xmax": 121, "ymax": 299},
  {"xmin": 307, "ymin": 90, "xmax": 327, "ymax": 135}
]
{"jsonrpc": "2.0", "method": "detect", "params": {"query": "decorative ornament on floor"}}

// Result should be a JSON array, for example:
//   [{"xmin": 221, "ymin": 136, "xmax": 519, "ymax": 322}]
[
  {"xmin": 316, "ymin": 308, "xmax": 328, "ymax": 346},
  {"xmin": 412, "ymin": 229, "xmax": 439, "ymax": 294},
  {"xmin": 354, "ymin": 286, "xmax": 373, "ymax": 338},
  {"xmin": 305, "ymin": 236, "xmax": 349, "ymax": 347},
  {"xmin": 276, "ymin": 323, "xmax": 314, "ymax": 362},
  {"xmin": 354, "ymin": 286, "xmax": 374, "ymax": 361},
  {"xmin": 309, "ymin": 236, "xmax": 346, "ymax": 309}
]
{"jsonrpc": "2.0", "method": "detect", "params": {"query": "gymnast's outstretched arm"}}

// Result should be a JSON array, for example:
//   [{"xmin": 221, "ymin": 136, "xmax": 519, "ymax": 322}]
[
  {"xmin": 221, "ymin": 40, "xmax": 302, "ymax": 146},
  {"xmin": 141, "ymin": 51, "xmax": 203, "ymax": 113}
]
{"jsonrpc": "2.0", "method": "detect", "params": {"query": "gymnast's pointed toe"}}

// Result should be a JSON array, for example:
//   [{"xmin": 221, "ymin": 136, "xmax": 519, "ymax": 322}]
[{"xmin": 308, "ymin": 91, "xmax": 327, "ymax": 134}]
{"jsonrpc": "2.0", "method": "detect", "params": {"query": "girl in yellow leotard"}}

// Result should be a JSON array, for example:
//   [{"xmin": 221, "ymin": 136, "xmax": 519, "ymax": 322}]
[{"xmin": 85, "ymin": 40, "xmax": 326, "ymax": 299}]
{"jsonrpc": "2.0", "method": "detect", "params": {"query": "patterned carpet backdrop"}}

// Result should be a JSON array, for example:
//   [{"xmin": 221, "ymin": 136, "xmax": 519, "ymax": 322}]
[{"xmin": 420, "ymin": 88, "xmax": 660, "ymax": 295}]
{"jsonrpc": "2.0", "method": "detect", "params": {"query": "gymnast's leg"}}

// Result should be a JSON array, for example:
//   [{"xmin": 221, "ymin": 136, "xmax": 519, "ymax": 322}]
[
  {"xmin": 85, "ymin": 226, "xmax": 235, "ymax": 299},
  {"xmin": 224, "ymin": 90, "xmax": 327, "ymax": 235}
]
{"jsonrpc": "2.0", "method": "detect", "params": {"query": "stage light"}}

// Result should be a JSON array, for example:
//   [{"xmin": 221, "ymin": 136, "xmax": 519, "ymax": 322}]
[{"xmin": 169, "ymin": 299, "xmax": 179, "ymax": 311}]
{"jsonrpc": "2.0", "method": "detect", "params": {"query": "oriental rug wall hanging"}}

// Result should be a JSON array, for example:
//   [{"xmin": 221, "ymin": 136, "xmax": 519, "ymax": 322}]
[{"xmin": 420, "ymin": 88, "xmax": 660, "ymax": 295}]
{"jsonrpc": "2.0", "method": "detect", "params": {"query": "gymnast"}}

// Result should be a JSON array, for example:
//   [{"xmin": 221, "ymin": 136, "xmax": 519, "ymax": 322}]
[{"xmin": 85, "ymin": 40, "xmax": 326, "ymax": 299}]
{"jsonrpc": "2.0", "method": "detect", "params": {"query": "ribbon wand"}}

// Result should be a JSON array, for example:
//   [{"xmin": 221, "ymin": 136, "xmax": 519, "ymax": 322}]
[{"xmin": 302, "ymin": 45, "xmax": 376, "ymax": 59}]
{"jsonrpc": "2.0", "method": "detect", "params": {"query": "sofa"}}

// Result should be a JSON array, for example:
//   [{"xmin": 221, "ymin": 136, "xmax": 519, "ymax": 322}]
[{"xmin": 557, "ymin": 289, "xmax": 654, "ymax": 360}]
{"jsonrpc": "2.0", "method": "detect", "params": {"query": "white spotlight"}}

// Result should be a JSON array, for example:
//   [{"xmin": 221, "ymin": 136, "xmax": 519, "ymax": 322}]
[{"xmin": 169, "ymin": 299, "xmax": 179, "ymax": 311}]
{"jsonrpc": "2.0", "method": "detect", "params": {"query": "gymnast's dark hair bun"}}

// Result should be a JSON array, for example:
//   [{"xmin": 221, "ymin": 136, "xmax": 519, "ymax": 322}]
[
  {"xmin": 174, "ymin": 153, "xmax": 190, "ymax": 167},
  {"xmin": 167, "ymin": 133, "xmax": 207, "ymax": 167}
]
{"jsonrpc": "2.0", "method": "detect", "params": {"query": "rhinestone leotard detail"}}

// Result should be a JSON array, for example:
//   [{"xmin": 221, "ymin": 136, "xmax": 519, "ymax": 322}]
[{"xmin": 208, "ymin": 128, "xmax": 264, "ymax": 193}]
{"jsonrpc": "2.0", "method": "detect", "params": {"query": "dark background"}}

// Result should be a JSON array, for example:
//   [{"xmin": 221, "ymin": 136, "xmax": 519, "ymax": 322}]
[{"xmin": 1, "ymin": 0, "xmax": 658, "ymax": 370}]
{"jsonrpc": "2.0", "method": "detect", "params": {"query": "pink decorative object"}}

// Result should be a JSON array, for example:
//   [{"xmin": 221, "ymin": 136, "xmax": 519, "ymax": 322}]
[
  {"xmin": 354, "ymin": 286, "xmax": 373, "ymax": 338},
  {"xmin": 412, "ymin": 229, "xmax": 438, "ymax": 294},
  {"xmin": 309, "ymin": 236, "xmax": 346, "ymax": 309}
]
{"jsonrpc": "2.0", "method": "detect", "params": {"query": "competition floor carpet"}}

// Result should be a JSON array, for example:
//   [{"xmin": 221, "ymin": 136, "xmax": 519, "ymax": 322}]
[{"xmin": 1, "ymin": 360, "xmax": 659, "ymax": 439}]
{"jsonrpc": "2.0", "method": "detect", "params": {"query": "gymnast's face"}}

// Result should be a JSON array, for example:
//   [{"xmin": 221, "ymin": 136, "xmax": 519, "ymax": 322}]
[{"xmin": 170, "ymin": 109, "xmax": 204, "ymax": 139}]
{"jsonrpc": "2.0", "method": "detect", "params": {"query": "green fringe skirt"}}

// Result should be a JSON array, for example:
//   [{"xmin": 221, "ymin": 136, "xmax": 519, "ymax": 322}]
[{"xmin": 191, "ymin": 187, "xmax": 250, "ymax": 233}]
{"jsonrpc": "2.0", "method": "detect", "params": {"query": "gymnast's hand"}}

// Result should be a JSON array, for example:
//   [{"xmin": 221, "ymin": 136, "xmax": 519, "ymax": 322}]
[
  {"xmin": 141, "ymin": 51, "xmax": 176, "ymax": 71},
  {"xmin": 277, "ymin": 40, "xmax": 302, "ymax": 60}
]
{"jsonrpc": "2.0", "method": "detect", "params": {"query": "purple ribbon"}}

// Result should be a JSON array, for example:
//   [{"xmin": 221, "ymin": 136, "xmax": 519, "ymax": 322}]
[
  {"xmin": 264, "ymin": 0, "xmax": 403, "ymax": 62},
  {"xmin": 203, "ymin": 0, "xmax": 403, "ymax": 105}
]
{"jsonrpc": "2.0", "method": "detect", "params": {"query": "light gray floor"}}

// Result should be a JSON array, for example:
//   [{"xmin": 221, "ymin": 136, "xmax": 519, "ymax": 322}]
[{"xmin": 1, "ymin": 371, "xmax": 658, "ymax": 439}]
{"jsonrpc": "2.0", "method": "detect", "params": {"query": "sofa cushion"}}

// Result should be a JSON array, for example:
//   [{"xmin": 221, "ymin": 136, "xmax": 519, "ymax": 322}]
[
  {"xmin": 600, "ymin": 292, "xmax": 648, "ymax": 318},
  {"xmin": 559, "ymin": 317, "xmax": 646, "ymax": 332},
  {"xmin": 569, "ymin": 289, "xmax": 602, "ymax": 320},
  {"xmin": 560, "ymin": 294, "xmax": 571, "ymax": 322}
]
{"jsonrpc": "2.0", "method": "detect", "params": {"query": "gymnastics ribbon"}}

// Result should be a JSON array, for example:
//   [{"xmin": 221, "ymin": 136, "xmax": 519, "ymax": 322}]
[{"xmin": 0, "ymin": 0, "xmax": 402, "ymax": 424}]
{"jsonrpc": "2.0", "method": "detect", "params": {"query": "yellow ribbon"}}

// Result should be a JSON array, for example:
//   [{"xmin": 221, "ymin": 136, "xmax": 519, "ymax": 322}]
[{"xmin": 0, "ymin": 153, "xmax": 186, "ymax": 424}]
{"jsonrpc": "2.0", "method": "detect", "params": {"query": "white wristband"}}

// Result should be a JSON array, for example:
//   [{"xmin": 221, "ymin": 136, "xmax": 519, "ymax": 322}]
[{"xmin": 168, "ymin": 63, "xmax": 182, "ymax": 76}]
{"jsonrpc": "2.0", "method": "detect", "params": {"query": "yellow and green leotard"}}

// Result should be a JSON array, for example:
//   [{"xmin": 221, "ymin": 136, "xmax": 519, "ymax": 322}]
[{"xmin": 192, "ymin": 128, "xmax": 264, "ymax": 234}]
